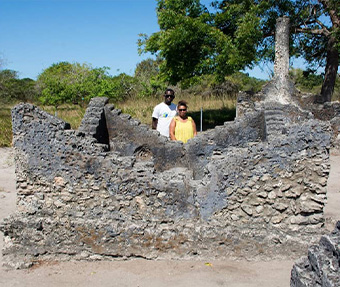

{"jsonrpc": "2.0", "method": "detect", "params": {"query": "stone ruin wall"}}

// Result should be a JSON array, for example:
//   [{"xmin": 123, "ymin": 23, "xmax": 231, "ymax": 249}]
[
  {"xmin": 291, "ymin": 221, "xmax": 340, "ymax": 286},
  {"xmin": 0, "ymin": 91, "xmax": 337, "ymax": 269},
  {"xmin": 2, "ymin": 16, "xmax": 340, "ymax": 286}
]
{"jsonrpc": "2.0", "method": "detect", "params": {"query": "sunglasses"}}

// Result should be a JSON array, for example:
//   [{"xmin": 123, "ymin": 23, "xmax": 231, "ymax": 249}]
[
  {"xmin": 165, "ymin": 94, "xmax": 175, "ymax": 98},
  {"xmin": 178, "ymin": 109, "xmax": 187, "ymax": 111}
]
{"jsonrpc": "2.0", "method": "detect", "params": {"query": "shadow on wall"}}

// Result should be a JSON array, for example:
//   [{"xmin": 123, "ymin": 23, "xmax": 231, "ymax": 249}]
[
  {"xmin": 1, "ymin": 91, "xmax": 336, "ymax": 270},
  {"xmin": 103, "ymin": 100, "xmax": 265, "ymax": 176},
  {"xmin": 3, "ymin": 15, "xmax": 340, "ymax": 272},
  {"xmin": 190, "ymin": 107, "xmax": 236, "ymax": 131}
]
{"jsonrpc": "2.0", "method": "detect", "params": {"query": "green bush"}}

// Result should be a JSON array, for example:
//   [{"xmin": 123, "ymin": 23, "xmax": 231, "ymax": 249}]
[
  {"xmin": 0, "ymin": 69, "xmax": 37, "ymax": 103},
  {"xmin": 289, "ymin": 68, "xmax": 323, "ymax": 94}
]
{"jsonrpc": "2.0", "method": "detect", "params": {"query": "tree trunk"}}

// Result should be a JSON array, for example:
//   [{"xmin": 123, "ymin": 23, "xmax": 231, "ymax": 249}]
[{"xmin": 319, "ymin": 36, "xmax": 339, "ymax": 103}]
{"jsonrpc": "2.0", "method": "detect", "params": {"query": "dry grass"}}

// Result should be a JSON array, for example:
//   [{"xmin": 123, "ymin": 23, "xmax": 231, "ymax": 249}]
[
  {"xmin": 0, "ymin": 105, "xmax": 13, "ymax": 147},
  {"xmin": 0, "ymin": 96, "xmax": 236, "ymax": 147},
  {"xmin": 116, "ymin": 94, "xmax": 237, "ymax": 130},
  {"xmin": 41, "ymin": 105, "xmax": 86, "ymax": 129}
]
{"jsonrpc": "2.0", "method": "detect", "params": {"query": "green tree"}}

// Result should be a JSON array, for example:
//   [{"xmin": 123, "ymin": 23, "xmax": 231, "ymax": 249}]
[
  {"xmin": 138, "ymin": 0, "xmax": 263, "ymax": 84},
  {"xmin": 36, "ymin": 62, "xmax": 133, "ymax": 109},
  {"xmin": 36, "ymin": 62, "xmax": 92, "ymax": 108},
  {"xmin": 289, "ymin": 68, "xmax": 323, "ymax": 93},
  {"xmin": 294, "ymin": 0, "xmax": 339, "ymax": 103},
  {"xmin": 227, "ymin": 72, "xmax": 266, "ymax": 93},
  {"xmin": 0, "ymin": 69, "xmax": 18, "ymax": 100},
  {"xmin": 105, "ymin": 73, "xmax": 137, "ymax": 101},
  {"xmin": 0, "ymin": 69, "xmax": 36, "ymax": 103},
  {"xmin": 81, "ymin": 68, "xmax": 135, "ymax": 102},
  {"xmin": 139, "ymin": 0, "xmax": 339, "ymax": 102},
  {"xmin": 253, "ymin": 0, "xmax": 339, "ymax": 102},
  {"xmin": 134, "ymin": 58, "xmax": 165, "ymax": 97}
]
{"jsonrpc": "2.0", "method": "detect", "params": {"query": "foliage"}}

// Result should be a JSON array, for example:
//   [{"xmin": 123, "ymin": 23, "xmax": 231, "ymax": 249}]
[
  {"xmin": 85, "ymin": 69, "xmax": 137, "ymax": 102},
  {"xmin": 172, "ymin": 72, "xmax": 266, "ymax": 100},
  {"xmin": 139, "ymin": 0, "xmax": 339, "ymax": 101},
  {"xmin": 36, "ymin": 62, "xmax": 135, "ymax": 109},
  {"xmin": 226, "ymin": 72, "xmax": 266, "ymax": 93},
  {"xmin": 138, "ymin": 0, "xmax": 262, "ymax": 84},
  {"xmin": 36, "ymin": 62, "xmax": 91, "ymax": 108},
  {"xmin": 0, "ymin": 69, "xmax": 36, "ymax": 103},
  {"xmin": 288, "ymin": 0, "xmax": 339, "ymax": 67},
  {"xmin": 105, "ymin": 72, "xmax": 137, "ymax": 100},
  {"xmin": 134, "ymin": 58, "xmax": 166, "ymax": 98},
  {"xmin": 289, "ymin": 68, "xmax": 340, "ymax": 101},
  {"xmin": 289, "ymin": 68, "xmax": 323, "ymax": 93}
]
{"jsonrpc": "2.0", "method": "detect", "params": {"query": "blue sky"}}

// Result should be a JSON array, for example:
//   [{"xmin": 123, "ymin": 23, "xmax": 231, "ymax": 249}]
[
  {"xmin": 0, "ymin": 0, "xmax": 163, "ymax": 79},
  {"xmin": 0, "ymin": 0, "xmax": 283, "ymax": 80}
]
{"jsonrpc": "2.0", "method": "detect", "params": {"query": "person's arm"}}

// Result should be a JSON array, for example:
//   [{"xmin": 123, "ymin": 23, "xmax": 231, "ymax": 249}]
[
  {"xmin": 169, "ymin": 118, "xmax": 176, "ymax": 140},
  {"xmin": 152, "ymin": 117, "xmax": 158, "ymax": 130},
  {"xmin": 192, "ymin": 119, "xmax": 197, "ymax": 137}
]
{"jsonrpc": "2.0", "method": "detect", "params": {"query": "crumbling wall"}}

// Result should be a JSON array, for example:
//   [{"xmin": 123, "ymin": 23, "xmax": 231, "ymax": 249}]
[
  {"xmin": 309, "ymin": 102, "xmax": 340, "ymax": 150},
  {"xmin": 78, "ymin": 96, "xmax": 110, "ymax": 146},
  {"xmin": 291, "ymin": 221, "xmax": 340, "ymax": 286},
  {"xmin": 0, "ymin": 93, "xmax": 332, "ymax": 269},
  {"xmin": 104, "ymin": 101, "xmax": 265, "ymax": 175},
  {"xmin": 1, "ymin": 15, "xmax": 338, "ymax": 274}
]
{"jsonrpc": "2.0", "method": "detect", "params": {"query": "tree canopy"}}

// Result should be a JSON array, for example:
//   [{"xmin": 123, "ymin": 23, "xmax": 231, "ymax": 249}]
[
  {"xmin": 139, "ymin": 0, "xmax": 339, "ymax": 102},
  {"xmin": 0, "ymin": 69, "xmax": 36, "ymax": 103},
  {"xmin": 36, "ymin": 62, "xmax": 135, "ymax": 108},
  {"xmin": 139, "ymin": 0, "xmax": 262, "ymax": 84},
  {"xmin": 134, "ymin": 58, "xmax": 165, "ymax": 97}
]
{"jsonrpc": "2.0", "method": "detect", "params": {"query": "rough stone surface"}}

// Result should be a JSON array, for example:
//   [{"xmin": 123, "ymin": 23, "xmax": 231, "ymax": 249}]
[
  {"xmin": 266, "ymin": 16, "xmax": 295, "ymax": 105},
  {"xmin": 274, "ymin": 17, "xmax": 289, "ymax": 76},
  {"xmin": 1, "ymin": 17, "xmax": 340, "ymax": 273},
  {"xmin": 78, "ymin": 97, "xmax": 110, "ymax": 146},
  {"xmin": 290, "ymin": 221, "xmax": 340, "ymax": 287},
  {"xmin": 0, "ymin": 88, "xmax": 334, "ymax": 269}
]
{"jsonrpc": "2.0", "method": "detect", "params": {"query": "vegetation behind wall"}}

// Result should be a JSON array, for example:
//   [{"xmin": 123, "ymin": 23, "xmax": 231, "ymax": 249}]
[{"xmin": 1, "ymin": 59, "xmax": 339, "ymax": 147}]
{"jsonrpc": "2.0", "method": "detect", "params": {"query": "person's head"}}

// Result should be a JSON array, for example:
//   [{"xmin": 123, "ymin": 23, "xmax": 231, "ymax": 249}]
[
  {"xmin": 177, "ymin": 100, "xmax": 188, "ymax": 119},
  {"xmin": 164, "ymin": 88, "xmax": 175, "ymax": 105}
]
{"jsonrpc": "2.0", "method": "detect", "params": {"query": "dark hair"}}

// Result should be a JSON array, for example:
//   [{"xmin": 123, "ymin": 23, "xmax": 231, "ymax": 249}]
[
  {"xmin": 165, "ymin": 88, "xmax": 175, "ymax": 95},
  {"xmin": 177, "ymin": 100, "xmax": 188, "ymax": 108}
]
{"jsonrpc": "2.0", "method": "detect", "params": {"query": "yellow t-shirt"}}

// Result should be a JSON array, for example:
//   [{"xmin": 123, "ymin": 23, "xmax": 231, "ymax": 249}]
[{"xmin": 174, "ymin": 116, "xmax": 194, "ymax": 143}]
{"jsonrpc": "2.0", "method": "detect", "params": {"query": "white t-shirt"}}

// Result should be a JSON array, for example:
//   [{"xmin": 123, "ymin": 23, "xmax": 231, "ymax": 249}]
[{"xmin": 152, "ymin": 102, "xmax": 177, "ymax": 137}]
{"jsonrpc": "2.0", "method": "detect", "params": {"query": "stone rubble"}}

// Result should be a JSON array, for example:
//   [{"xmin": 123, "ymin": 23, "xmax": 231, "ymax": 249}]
[
  {"xmin": 0, "ymin": 91, "xmax": 338, "ymax": 269},
  {"xmin": 1, "ymin": 19, "xmax": 340, "ymax": 284},
  {"xmin": 291, "ymin": 221, "xmax": 340, "ymax": 287}
]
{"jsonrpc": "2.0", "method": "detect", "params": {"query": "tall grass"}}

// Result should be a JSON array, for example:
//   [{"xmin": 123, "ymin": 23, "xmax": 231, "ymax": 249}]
[
  {"xmin": 0, "ymin": 105, "xmax": 13, "ymax": 147},
  {"xmin": 117, "ymin": 94, "xmax": 236, "ymax": 131},
  {"xmin": 0, "ymin": 95, "xmax": 236, "ymax": 147},
  {"xmin": 41, "ymin": 105, "xmax": 86, "ymax": 129}
]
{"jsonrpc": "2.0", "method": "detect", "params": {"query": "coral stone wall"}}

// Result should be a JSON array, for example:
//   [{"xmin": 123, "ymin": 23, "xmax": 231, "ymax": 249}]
[
  {"xmin": 0, "ymin": 96, "xmax": 333, "ymax": 269},
  {"xmin": 291, "ymin": 221, "xmax": 340, "ymax": 286}
]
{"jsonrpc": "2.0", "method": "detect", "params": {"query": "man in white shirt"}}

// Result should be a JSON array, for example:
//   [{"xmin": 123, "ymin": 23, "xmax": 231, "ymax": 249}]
[{"xmin": 152, "ymin": 88, "xmax": 177, "ymax": 137}]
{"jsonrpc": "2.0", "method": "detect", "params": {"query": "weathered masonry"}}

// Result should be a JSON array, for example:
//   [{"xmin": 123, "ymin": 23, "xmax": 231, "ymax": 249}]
[
  {"xmin": 291, "ymin": 222, "xmax": 340, "ymax": 286},
  {"xmin": 0, "ymin": 93, "xmax": 332, "ymax": 269},
  {"xmin": 1, "ymin": 17, "xmax": 340, "ymax": 270}
]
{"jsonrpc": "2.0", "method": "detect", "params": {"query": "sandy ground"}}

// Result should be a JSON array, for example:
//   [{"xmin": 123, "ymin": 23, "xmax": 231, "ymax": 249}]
[{"xmin": 0, "ymin": 147, "xmax": 339, "ymax": 287}]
